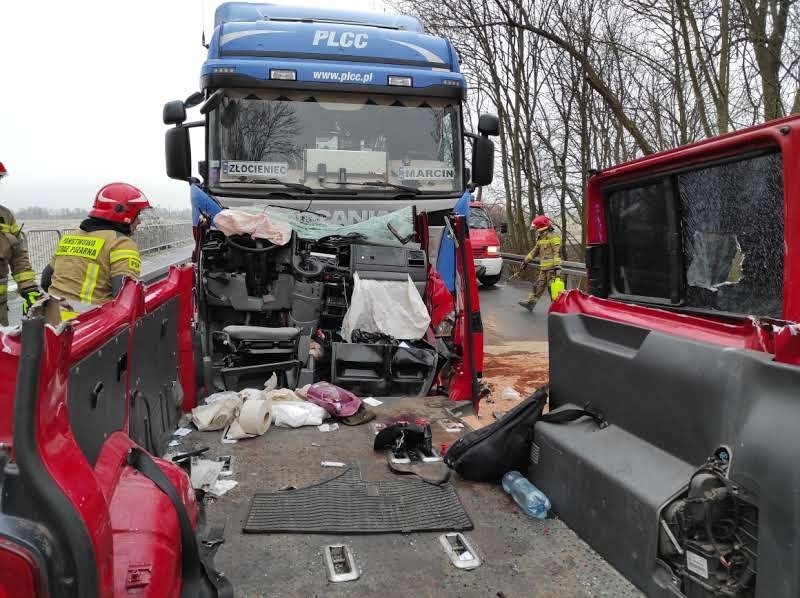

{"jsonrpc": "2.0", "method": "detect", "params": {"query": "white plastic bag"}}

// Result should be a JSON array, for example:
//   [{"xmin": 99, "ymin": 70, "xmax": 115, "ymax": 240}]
[
  {"xmin": 204, "ymin": 391, "xmax": 240, "ymax": 405},
  {"xmin": 272, "ymin": 401, "xmax": 329, "ymax": 428},
  {"xmin": 192, "ymin": 395, "xmax": 242, "ymax": 431},
  {"xmin": 501, "ymin": 387, "xmax": 522, "ymax": 401},
  {"xmin": 264, "ymin": 388, "xmax": 300, "ymax": 402},
  {"xmin": 239, "ymin": 388, "xmax": 265, "ymax": 402},
  {"xmin": 341, "ymin": 273, "xmax": 430, "ymax": 341}
]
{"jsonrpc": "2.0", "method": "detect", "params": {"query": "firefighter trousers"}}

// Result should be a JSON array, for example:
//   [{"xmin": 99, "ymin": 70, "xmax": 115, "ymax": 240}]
[{"xmin": 526, "ymin": 269, "xmax": 557, "ymax": 306}]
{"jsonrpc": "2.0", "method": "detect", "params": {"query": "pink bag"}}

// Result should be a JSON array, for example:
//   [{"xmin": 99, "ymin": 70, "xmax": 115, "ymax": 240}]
[{"xmin": 305, "ymin": 382, "xmax": 362, "ymax": 418}]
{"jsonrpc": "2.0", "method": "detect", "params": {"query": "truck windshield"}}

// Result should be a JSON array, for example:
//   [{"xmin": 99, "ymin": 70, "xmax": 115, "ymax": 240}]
[{"xmin": 208, "ymin": 89, "xmax": 462, "ymax": 195}]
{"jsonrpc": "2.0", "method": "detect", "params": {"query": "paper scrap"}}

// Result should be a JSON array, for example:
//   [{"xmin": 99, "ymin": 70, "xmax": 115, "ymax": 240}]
[
  {"xmin": 362, "ymin": 397, "xmax": 383, "ymax": 407},
  {"xmin": 321, "ymin": 461, "xmax": 346, "ymax": 468},
  {"xmin": 318, "ymin": 423, "xmax": 339, "ymax": 432},
  {"xmin": 168, "ymin": 439, "xmax": 181, "ymax": 447},
  {"xmin": 174, "ymin": 427, "xmax": 193, "ymax": 437},
  {"xmin": 208, "ymin": 479, "xmax": 238, "ymax": 498},
  {"xmin": 399, "ymin": 341, "xmax": 410, "ymax": 348}
]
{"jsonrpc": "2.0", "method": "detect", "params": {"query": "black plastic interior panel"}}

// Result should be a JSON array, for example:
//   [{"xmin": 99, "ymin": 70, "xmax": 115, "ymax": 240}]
[
  {"xmin": 541, "ymin": 312, "xmax": 800, "ymax": 598},
  {"xmin": 129, "ymin": 299, "xmax": 182, "ymax": 457},
  {"xmin": 68, "ymin": 330, "xmax": 130, "ymax": 466},
  {"xmin": 350, "ymin": 244, "xmax": 427, "ymax": 284},
  {"xmin": 531, "ymin": 411, "xmax": 692, "ymax": 597},
  {"xmin": 331, "ymin": 342, "xmax": 436, "ymax": 396}
]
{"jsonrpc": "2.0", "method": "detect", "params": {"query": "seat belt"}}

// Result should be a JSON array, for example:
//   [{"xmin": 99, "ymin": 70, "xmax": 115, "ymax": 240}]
[{"xmin": 127, "ymin": 447, "xmax": 233, "ymax": 598}]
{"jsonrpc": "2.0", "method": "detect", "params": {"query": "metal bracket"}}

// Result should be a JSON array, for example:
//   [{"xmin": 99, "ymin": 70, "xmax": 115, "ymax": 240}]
[{"xmin": 323, "ymin": 544, "xmax": 360, "ymax": 582}]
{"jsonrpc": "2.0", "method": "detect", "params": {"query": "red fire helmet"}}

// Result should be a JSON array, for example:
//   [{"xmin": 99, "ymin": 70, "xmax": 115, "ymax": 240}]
[
  {"xmin": 531, "ymin": 214, "xmax": 552, "ymax": 231},
  {"xmin": 89, "ymin": 183, "xmax": 151, "ymax": 224}
]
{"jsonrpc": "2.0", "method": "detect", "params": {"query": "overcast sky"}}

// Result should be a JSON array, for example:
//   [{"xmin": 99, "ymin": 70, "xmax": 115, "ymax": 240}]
[{"xmin": 0, "ymin": 0, "xmax": 389, "ymax": 211}]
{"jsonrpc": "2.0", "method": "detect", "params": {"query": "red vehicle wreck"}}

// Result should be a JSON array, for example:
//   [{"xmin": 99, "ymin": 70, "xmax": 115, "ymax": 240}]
[{"xmin": 1, "ymin": 112, "xmax": 800, "ymax": 598}]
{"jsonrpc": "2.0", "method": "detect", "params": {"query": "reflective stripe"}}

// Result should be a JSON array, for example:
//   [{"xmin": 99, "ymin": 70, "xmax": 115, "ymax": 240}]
[
  {"xmin": 60, "ymin": 310, "xmax": 79, "ymax": 322},
  {"xmin": 109, "ymin": 249, "xmax": 140, "ymax": 263},
  {"xmin": 12, "ymin": 270, "xmax": 36, "ymax": 284},
  {"xmin": 79, "ymin": 263, "xmax": 100, "ymax": 304},
  {"xmin": 550, "ymin": 237, "xmax": 561, "ymax": 246},
  {"xmin": 0, "ymin": 284, "xmax": 6, "ymax": 295},
  {"xmin": 0, "ymin": 223, "xmax": 21, "ymax": 235},
  {"xmin": 55, "ymin": 235, "xmax": 106, "ymax": 260}
]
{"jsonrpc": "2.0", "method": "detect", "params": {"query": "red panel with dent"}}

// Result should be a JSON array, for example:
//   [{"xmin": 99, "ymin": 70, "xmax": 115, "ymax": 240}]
[
  {"xmin": 36, "ymin": 325, "xmax": 115, "ymax": 597},
  {"xmin": 95, "ymin": 431, "xmax": 196, "ymax": 598},
  {"xmin": 143, "ymin": 266, "xmax": 197, "ymax": 410},
  {"xmin": 550, "ymin": 290, "xmax": 774, "ymax": 352},
  {"xmin": 585, "ymin": 115, "xmax": 800, "ymax": 323}
]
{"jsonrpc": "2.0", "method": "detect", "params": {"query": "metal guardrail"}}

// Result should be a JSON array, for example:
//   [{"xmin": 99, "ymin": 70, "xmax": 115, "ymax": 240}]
[
  {"xmin": 501, "ymin": 252, "xmax": 587, "ymax": 291},
  {"xmin": 23, "ymin": 223, "xmax": 193, "ymax": 276},
  {"xmin": 500, "ymin": 252, "xmax": 587, "ymax": 276}
]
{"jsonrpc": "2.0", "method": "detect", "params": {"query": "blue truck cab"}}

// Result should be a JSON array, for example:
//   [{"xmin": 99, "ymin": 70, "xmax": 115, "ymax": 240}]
[{"xmin": 163, "ymin": 2, "xmax": 498, "ymax": 227}]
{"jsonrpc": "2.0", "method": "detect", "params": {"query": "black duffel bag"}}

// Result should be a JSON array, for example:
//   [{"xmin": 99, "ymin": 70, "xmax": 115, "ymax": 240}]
[{"xmin": 444, "ymin": 386, "xmax": 607, "ymax": 483}]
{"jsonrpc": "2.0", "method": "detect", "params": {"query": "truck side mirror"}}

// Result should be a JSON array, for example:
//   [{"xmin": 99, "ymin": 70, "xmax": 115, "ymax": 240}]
[
  {"xmin": 163, "ymin": 100, "xmax": 187, "ymax": 125},
  {"xmin": 478, "ymin": 113, "xmax": 500, "ymax": 137},
  {"xmin": 471, "ymin": 136, "xmax": 495, "ymax": 187},
  {"xmin": 166, "ymin": 126, "xmax": 192, "ymax": 181}
]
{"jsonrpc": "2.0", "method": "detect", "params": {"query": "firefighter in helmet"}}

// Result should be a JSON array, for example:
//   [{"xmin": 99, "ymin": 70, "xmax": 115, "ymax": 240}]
[
  {"xmin": 518, "ymin": 214, "xmax": 562, "ymax": 312},
  {"xmin": 0, "ymin": 162, "xmax": 41, "ymax": 326},
  {"xmin": 41, "ymin": 183, "xmax": 151, "ymax": 319}
]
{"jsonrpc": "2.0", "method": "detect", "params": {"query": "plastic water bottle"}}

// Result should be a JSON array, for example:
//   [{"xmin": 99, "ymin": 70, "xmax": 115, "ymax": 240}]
[{"xmin": 502, "ymin": 471, "xmax": 551, "ymax": 519}]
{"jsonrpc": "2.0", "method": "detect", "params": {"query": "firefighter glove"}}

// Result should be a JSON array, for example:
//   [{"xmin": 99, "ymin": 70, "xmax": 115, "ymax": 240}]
[{"xmin": 21, "ymin": 288, "xmax": 43, "ymax": 317}]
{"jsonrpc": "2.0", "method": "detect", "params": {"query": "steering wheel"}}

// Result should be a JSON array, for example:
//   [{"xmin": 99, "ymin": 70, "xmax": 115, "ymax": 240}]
[
  {"xmin": 226, "ymin": 235, "xmax": 279, "ymax": 253},
  {"xmin": 294, "ymin": 254, "xmax": 325, "ymax": 278}
]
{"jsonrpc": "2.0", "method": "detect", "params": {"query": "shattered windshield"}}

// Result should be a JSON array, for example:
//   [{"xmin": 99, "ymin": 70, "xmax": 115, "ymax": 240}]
[
  {"xmin": 679, "ymin": 152, "xmax": 783, "ymax": 317},
  {"xmin": 207, "ymin": 89, "xmax": 462, "ymax": 195},
  {"xmin": 236, "ymin": 204, "xmax": 416, "ymax": 246},
  {"xmin": 607, "ymin": 151, "xmax": 784, "ymax": 318}
]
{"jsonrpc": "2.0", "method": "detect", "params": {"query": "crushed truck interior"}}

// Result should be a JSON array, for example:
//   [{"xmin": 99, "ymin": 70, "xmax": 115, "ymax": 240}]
[{"xmin": 2, "ymin": 2, "xmax": 799, "ymax": 594}]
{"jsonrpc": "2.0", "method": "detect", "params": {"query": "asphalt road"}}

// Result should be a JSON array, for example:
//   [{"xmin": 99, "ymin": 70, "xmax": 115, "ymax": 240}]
[
  {"xmin": 5, "ymin": 245, "xmax": 193, "ymax": 327},
  {"xmin": 478, "ymin": 278, "xmax": 550, "ymax": 346}
]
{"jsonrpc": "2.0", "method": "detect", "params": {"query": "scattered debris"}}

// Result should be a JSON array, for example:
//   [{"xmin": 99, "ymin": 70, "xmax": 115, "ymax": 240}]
[
  {"xmin": 173, "ymin": 427, "xmax": 193, "ymax": 437},
  {"xmin": 323, "ymin": 544, "xmax": 360, "ymax": 583},
  {"xmin": 168, "ymin": 439, "xmax": 181, "ymax": 447},
  {"xmin": 190, "ymin": 458, "xmax": 225, "ymax": 490},
  {"xmin": 438, "ymin": 419, "xmax": 465, "ymax": 433},
  {"xmin": 321, "ymin": 461, "xmax": 346, "ymax": 468},
  {"xmin": 362, "ymin": 397, "xmax": 383, "ymax": 407},
  {"xmin": 272, "ymin": 401, "xmax": 328, "ymax": 428},
  {"xmin": 192, "ymin": 395, "xmax": 241, "ymax": 431},
  {"xmin": 440, "ymin": 533, "xmax": 481, "ymax": 570},
  {"xmin": 501, "ymin": 387, "xmax": 522, "ymax": 401},
  {"xmin": 216, "ymin": 455, "xmax": 234, "ymax": 476},
  {"xmin": 318, "ymin": 423, "xmax": 339, "ymax": 432},
  {"xmin": 208, "ymin": 479, "xmax": 238, "ymax": 498}
]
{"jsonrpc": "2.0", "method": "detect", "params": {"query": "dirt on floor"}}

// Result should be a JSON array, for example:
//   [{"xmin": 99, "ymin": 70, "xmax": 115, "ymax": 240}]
[{"xmin": 463, "ymin": 349, "xmax": 549, "ymax": 430}]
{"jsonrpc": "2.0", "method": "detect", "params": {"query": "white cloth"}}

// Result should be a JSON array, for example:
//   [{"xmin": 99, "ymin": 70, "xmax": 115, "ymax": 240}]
[
  {"xmin": 213, "ymin": 209, "xmax": 293, "ymax": 246},
  {"xmin": 341, "ymin": 273, "xmax": 430, "ymax": 341}
]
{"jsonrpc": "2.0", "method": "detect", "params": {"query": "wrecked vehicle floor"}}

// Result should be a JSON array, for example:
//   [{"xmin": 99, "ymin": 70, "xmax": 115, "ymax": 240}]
[{"xmin": 189, "ymin": 396, "xmax": 642, "ymax": 598}]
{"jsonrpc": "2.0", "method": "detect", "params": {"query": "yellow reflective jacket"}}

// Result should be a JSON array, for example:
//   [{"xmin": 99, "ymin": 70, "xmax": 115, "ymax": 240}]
[
  {"xmin": 49, "ymin": 229, "xmax": 141, "ymax": 305},
  {"xmin": 0, "ymin": 205, "xmax": 37, "ymax": 300},
  {"xmin": 524, "ymin": 229, "xmax": 562, "ymax": 270}
]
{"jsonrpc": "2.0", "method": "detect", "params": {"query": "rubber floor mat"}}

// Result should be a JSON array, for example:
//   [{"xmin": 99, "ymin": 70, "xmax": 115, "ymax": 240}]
[{"xmin": 243, "ymin": 467, "xmax": 473, "ymax": 534}]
